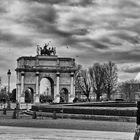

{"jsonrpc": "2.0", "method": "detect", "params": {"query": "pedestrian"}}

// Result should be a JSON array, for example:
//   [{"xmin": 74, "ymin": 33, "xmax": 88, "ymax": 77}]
[
  {"xmin": 16, "ymin": 101, "xmax": 20, "ymax": 110},
  {"xmin": 134, "ymin": 101, "xmax": 140, "ymax": 140},
  {"xmin": 12, "ymin": 108, "xmax": 17, "ymax": 119}
]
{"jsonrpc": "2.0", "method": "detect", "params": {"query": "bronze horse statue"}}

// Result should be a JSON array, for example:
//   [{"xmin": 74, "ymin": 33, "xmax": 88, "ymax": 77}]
[{"xmin": 40, "ymin": 46, "xmax": 56, "ymax": 56}]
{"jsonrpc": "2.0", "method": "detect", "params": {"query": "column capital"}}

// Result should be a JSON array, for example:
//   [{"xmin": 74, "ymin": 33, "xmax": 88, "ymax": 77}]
[
  {"xmin": 36, "ymin": 72, "xmax": 39, "ymax": 76},
  {"xmin": 21, "ymin": 71, "xmax": 25, "ymax": 76},
  {"xmin": 56, "ymin": 72, "xmax": 60, "ymax": 77}
]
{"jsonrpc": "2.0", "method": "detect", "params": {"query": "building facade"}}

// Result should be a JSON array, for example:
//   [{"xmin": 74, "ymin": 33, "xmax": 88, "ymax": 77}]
[{"xmin": 15, "ymin": 52, "xmax": 77, "ymax": 104}]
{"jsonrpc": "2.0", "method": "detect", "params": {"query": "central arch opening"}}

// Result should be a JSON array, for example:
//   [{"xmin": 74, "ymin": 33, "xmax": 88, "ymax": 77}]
[
  {"xmin": 39, "ymin": 77, "xmax": 54, "ymax": 103},
  {"xmin": 24, "ymin": 87, "xmax": 34, "ymax": 103}
]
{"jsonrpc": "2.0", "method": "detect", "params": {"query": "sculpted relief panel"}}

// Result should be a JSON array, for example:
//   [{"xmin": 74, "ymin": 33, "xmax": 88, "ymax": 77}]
[
  {"xmin": 24, "ymin": 72, "xmax": 36, "ymax": 84},
  {"xmin": 39, "ymin": 60, "xmax": 56, "ymax": 66}
]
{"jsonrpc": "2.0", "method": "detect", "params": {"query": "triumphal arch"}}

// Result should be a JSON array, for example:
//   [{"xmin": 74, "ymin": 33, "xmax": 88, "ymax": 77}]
[{"xmin": 15, "ymin": 44, "xmax": 77, "ymax": 104}]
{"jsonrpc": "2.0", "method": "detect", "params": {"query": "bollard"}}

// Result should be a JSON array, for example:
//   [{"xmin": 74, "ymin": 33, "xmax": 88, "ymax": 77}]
[
  {"xmin": 32, "ymin": 111, "xmax": 37, "ymax": 119},
  {"xmin": 60, "ymin": 109, "xmax": 64, "ymax": 119},
  {"xmin": 12, "ymin": 108, "xmax": 17, "ymax": 119},
  {"xmin": 3, "ymin": 108, "xmax": 7, "ymax": 115},
  {"xmin": 52, "ymin": 111, "xmax": 57, "ymax": 119},
  {"xmin": 16, "ymin": 101, "xmax": 20, "ymax": 119},
  {"xmin": 16, "ymin": 110, "xmax": 19, "ymax": 119}
]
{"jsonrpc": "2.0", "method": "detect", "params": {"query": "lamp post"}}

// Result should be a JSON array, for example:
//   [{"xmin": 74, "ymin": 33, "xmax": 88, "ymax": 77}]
[{"xmin": 7, "ymin": 69, "xmax": 11, "ymax": 109}]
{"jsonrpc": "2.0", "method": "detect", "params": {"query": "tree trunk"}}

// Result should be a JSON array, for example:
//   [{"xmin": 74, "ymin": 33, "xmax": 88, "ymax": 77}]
[
  {"xmin": 96, "ymin": 91, "xmax": 100, "ymax": 101},
  {"xmin": 85, "ymin": 92, "xmax": 90, "ymax": 102},
  {"xmin": 107, "ymin": 89, "xmax": 111, "ymax": 100},
  {"xmin": 87, "ymin": 94, "xmax": 90, "ymax": 102}
]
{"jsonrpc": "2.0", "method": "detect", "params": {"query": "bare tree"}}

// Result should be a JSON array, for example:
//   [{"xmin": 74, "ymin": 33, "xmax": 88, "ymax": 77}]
[
  {"xmin": 89, "ymin": 63, "xmax": 104, "ymax": 101},
  {"xmin": 75, "ymin": 64, "xmax": 82, "ymax": 76},
  {"xmin": 103, "ymin": 61, "xmax": 118, "ymax": 100},
  {"xmin": 76, "ymin": 68, "xmax": 91, "ymax": 101},
  {"xmin": 75, "ymin": 64, "xmax": 83, "ymax": 96},
  {"xmin": 117, "ymin": 82, "xmax": 130, "ymax": 101}
]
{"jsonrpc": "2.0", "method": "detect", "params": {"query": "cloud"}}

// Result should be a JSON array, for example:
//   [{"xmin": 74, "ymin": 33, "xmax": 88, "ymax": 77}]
[
  {"xmin": 99, "ymin": 37, "xmax": 123, "ymax": 46},
  {"xmin": 27, "ymin": 0, "xmax": 95, "ymax": 7},
  {"xmin": 121, "ymin": 64, "xmax": 140, "ymax": 73},
  {"xmin": 1, "ymin": 0, "xmax": 140, "ymax": 88},
  {"xmin": 0, "ymin": 7, "xmax": 7, "ymax": 13},
  {"xmin": 10, "ymin": 2, "xmax": 58, "ymax": 29},
  {"xmin": 103, "ymin": 51, "xmax": 140, "ymax": 63},
  {"xmin": 88, "ymin": 40, "xmax": 110, "ymax": 50},
  {"xmin": 0, "ymin": 31, "xmax": 33, "ymax": 47},
  {"xmin": 26, "ymin": 0, "xmax": 67, "ymax": 4},
  {"xmin": 76, "ymin": 38, "xmax": 110, "ymax": 50},
  {"xmin": 117, "ymin": 0, "xmax": 140, "ymax": 8},
  {"xmin": 0, "ymin": 1, "xmax": 9, "ymax": 14},
  {"xmin": 113, "ymin": 31, "xmax": 140, "ymax": 44}
]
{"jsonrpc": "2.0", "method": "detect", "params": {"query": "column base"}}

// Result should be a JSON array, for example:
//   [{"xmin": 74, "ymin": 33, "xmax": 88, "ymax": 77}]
[
  {"xmin": 20, "ymin": 97, "xmax": 25, "ymax": 103},
  {"xmin": 53, "ymin": 94, "xmax": 60, "ymax": 103},
  {"xmin": 68, "ymin": 94, "xmax": 75, "ymax": 103},
  {"xmin": 35, "ymin": 95, "xmax": 40, "ymax": 103}
]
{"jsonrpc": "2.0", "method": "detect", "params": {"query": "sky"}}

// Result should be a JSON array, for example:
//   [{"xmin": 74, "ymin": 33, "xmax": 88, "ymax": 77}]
[{"xmin": 1, "ymin": 0, "xmax": 140, "ymax": 90}]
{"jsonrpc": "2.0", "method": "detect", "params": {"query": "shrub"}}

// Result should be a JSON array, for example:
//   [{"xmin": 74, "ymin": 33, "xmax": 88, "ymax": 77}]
[
  {"xmin": 31, "ymin": 105, "xmax": 136, "ymax": 117},
  {"xmin": 40, "ymin": 95, "xmax": 53, "ymax": 103},
  {"xmin": 68, "ymin": 102, "xmax": 136, "ymax": 107}
]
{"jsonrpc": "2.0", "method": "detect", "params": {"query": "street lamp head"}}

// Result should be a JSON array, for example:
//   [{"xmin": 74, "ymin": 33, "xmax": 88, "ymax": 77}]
[{"xmin": 7, "ymin": 69, "xmax": 11, "ymax": 76}]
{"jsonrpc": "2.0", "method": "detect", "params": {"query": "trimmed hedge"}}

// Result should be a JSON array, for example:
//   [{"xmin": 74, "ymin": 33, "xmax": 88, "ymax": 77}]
[
  {"xmin": 31, "ymin": 105, "xmax": 136, "ymax": 117},
  {"xmin": 66, "ymin": 102, "xmax": 136, "ymax": 107}
]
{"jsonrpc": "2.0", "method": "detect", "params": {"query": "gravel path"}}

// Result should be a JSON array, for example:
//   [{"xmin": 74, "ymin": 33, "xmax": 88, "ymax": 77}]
[
  {"xmin": 0, "ymin": 126, "xmax": 134, "ymax": 140},
  {"xmin": 0, "ymin": 118, "xmax": 135, "ymax": 132}
]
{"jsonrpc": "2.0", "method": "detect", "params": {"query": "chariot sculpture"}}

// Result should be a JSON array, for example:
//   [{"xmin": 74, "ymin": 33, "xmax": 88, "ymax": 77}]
[{"xmin": 37, "ymin": 43, "xmax": 56, "ymax": 56}]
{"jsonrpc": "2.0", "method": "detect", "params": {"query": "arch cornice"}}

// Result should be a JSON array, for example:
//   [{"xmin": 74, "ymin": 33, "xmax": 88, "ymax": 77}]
[{"xmin": 15, "ymin": 68, "xmax": 77, "ymax": 73}]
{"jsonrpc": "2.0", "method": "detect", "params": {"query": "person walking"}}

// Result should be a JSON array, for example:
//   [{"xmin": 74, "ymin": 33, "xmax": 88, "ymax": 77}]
[{"xmin": 134, "ymin": 101, "xmax": 140, "ymax": 140}]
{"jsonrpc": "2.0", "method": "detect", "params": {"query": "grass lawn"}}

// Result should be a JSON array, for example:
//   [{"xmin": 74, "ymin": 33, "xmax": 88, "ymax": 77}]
[{"xmin": 0, "ymin": 117, "xmax": 135, "ymax": 132}]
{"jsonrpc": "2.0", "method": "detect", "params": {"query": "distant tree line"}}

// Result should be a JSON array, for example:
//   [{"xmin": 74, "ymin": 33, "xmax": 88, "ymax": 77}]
[{"xmin": 118, "ymin": 79, "xmax": 140, "ymax": 102}]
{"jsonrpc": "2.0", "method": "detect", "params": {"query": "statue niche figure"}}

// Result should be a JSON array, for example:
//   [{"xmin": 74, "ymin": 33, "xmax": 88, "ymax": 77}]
[{"xmin": 37, "ymin": 43, "xmax": 56, "ymax": 56}]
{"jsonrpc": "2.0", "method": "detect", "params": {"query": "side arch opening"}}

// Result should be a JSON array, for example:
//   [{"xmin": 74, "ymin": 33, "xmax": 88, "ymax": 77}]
[{"xmin": 60, "ymin": 88, "xmax": 69, "ymax": 103}]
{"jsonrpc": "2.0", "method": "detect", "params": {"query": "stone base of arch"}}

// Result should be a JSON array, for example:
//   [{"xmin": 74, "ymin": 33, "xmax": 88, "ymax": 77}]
[
  {"xmin": 35, "ymin": 95, "xmax": 40, "ymax": 103},
  {"xmin": 68, "ymin": 94, "xmax": 75, "ymax": 103},
  {"xmin": 53, "ymin": 94, "xmax": 60, "ymax": 103},
  {"xmin": 20, "ymin": 97, "xmax": 25, "ymax": 103}
]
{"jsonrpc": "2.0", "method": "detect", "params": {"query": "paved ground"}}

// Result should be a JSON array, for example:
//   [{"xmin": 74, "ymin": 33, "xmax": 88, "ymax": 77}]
[{"xmin": 0, "ymin": 126, "xmax": 134, "ymax": 140}]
